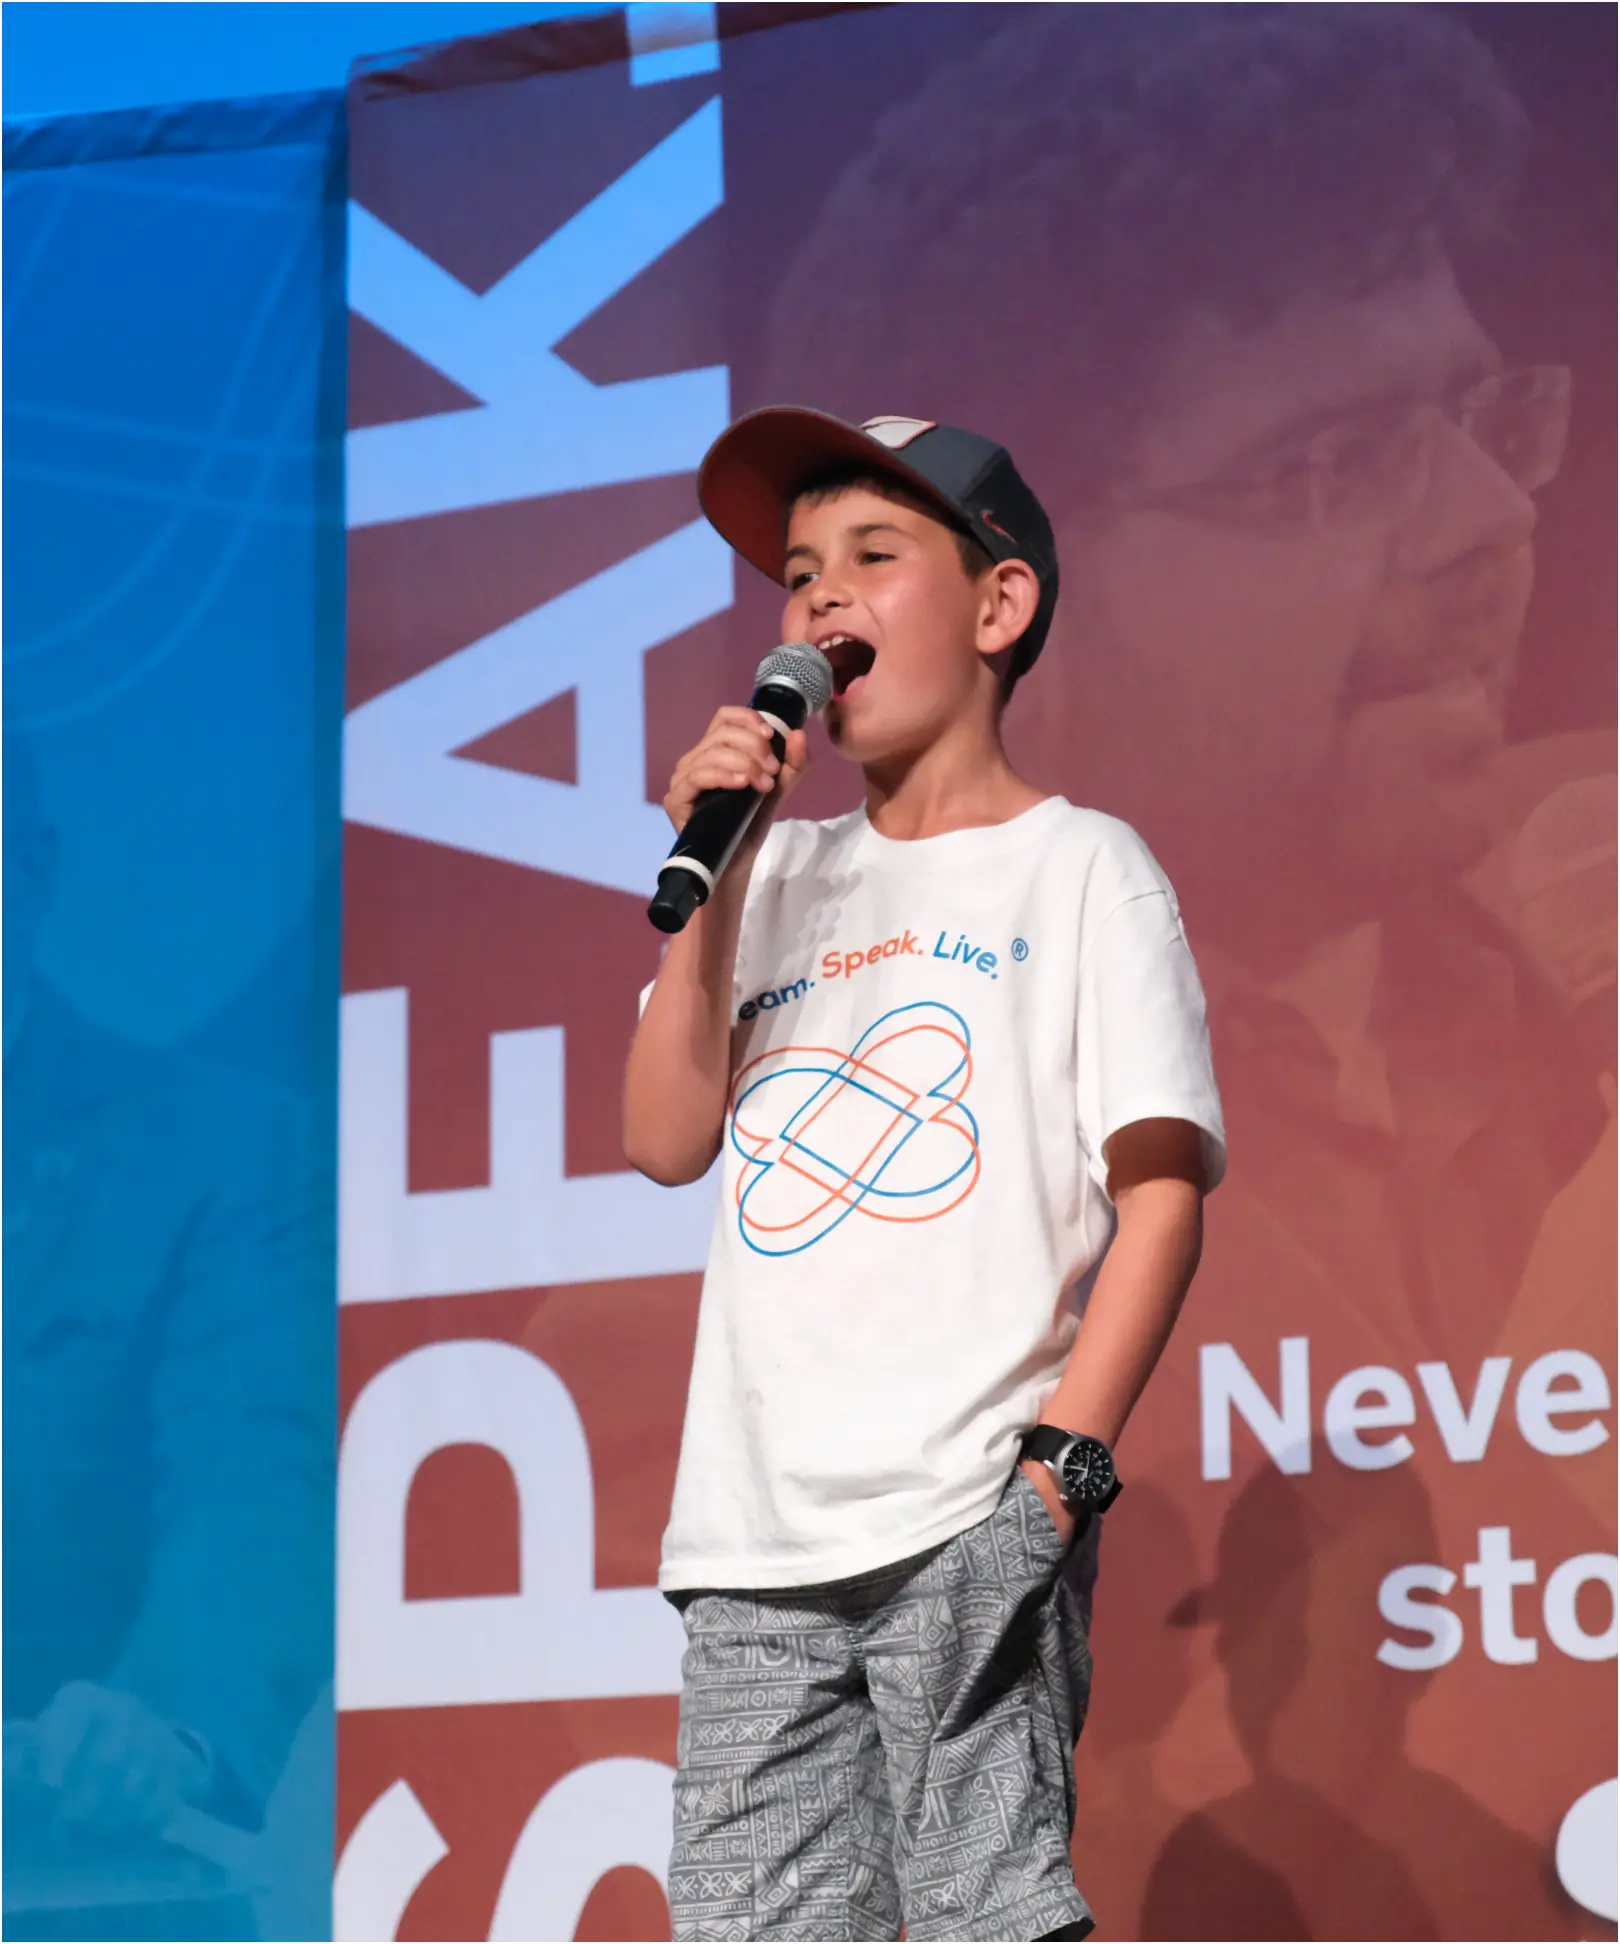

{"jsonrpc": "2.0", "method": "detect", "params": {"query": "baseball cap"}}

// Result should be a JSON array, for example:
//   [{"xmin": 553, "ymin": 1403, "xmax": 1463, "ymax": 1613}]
[{"xmin": 697, "ymin": 407, "xmax": 1060, "ymax": 676}]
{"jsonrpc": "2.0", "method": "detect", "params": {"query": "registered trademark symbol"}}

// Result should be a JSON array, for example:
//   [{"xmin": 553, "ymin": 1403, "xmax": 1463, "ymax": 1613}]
[{"xmin": 1011, "ymin": 937, "xmax": 1030, "ymax": 962}]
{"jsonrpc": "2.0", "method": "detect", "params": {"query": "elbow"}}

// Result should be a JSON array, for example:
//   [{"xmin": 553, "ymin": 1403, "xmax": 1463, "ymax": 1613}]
[
  {"xmin": 622, "ymin": 1063, "xmax": 723, "ymax": 1186},
  {"xmin": 628, "ymin": 1152, "xmax": 703, "ymax": 1188},
  {"xmin": 623, "ymin": 1129, "xmax": 719, "ymax": 1188}
]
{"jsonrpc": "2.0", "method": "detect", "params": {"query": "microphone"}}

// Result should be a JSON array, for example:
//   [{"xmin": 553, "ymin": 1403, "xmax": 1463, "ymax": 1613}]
[{"xmin": 647, "ymin": 642, "xmax": 834, "ymax": 934}]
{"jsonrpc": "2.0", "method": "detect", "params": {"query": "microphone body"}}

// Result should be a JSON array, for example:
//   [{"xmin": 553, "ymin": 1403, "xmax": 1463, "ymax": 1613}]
[{"xmin": 648, "ymin": 643, "xmax": 833, "ymax": 934}]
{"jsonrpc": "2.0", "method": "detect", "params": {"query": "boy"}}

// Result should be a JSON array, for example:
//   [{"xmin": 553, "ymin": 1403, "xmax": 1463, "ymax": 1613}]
[{"xmin": 624, "ymin": 408, "xmax": 1225, "ymax": 1942}]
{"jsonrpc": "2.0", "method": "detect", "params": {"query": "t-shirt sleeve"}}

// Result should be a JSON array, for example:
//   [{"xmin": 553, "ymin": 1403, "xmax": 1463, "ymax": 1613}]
[{"xmin": 1077, "ymin": 888, "xmax": 1227, "ymax": 1198}]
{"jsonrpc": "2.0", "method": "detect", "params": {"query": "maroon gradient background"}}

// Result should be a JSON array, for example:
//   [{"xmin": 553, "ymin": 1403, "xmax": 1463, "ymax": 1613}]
[{"xmin": 340, "ymin": 7, "xmax": 1615, "ymax": 1937}]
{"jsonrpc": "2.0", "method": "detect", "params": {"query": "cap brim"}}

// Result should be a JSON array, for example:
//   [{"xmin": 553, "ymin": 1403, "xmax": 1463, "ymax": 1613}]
[{"xmin": 697, "ymin": 406, "xmax": 971, "ymax": 587}]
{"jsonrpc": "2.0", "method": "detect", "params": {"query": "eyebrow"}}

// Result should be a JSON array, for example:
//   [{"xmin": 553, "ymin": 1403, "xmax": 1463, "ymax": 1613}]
[
  {"xmin": 1225, "ymin": 351, "xmax": 1502, "ymax": 472},
  {"xmin": 783, "ymin": 521, "xmax": 911, "ymax": 567}
]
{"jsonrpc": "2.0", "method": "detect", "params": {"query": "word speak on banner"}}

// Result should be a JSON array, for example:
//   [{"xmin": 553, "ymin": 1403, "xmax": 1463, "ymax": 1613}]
[{"xmin": 338, "ymin": 52, "xmax": 731, "ymax": 1942}]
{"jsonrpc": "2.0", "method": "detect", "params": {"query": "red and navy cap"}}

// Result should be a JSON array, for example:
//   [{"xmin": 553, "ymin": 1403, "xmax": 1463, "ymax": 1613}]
[{"xmin": 698, "ymin": 407, "xmax": 1060, "ymax": 676}]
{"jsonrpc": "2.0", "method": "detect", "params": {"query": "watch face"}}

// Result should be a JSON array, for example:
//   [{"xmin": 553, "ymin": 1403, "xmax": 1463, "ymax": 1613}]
[{"xmin": 1059, "ymin": 1436, "xmax": 1115, "ymax": 1506}]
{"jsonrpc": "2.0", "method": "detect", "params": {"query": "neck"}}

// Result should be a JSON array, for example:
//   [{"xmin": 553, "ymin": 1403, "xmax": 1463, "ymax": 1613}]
[{"xmin": 860, "ymin": 709, "xmax": 1046, "ymax": 841}]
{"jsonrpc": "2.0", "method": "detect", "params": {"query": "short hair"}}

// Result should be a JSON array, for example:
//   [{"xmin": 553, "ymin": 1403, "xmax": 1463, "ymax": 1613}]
[
  {"xmin": 765, "ymin": 5, "xmax": 1526, "ymax": 509},
  {"xmin": 790, "ymin": 466, "xmax": 998, "ymax": 582}
]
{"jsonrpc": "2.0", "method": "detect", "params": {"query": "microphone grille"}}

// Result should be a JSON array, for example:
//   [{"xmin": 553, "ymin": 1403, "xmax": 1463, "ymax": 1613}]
[{"xmin": 756, "ymin": 641, "xmax": 834, "ymax": 716}]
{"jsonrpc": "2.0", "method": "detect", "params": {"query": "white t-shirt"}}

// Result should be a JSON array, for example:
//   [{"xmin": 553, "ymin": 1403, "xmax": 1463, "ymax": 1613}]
[{"xmin": 657, "ymin": 795, "xmax": 1226, "ymax": 1591}]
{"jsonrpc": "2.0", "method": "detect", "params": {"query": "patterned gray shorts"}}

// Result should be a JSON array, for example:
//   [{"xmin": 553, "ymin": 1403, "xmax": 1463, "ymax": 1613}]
[{"xmin": 665, "ymin": 1468, "xmax": 1097, "ymax": 1942}]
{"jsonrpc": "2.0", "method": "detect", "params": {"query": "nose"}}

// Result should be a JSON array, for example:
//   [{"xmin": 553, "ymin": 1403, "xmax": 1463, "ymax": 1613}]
[
  {"xmin": 805, "ymin": 570, "xmax": 853, "ymax": 617},
  {"xmin": 1393, "ymin": 417, "xmax": 1537, "ymax": 577}
]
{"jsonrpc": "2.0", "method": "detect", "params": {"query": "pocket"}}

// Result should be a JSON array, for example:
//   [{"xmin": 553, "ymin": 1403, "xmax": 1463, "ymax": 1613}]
[
  {"xmin": 1052, "ymin": 1574, "xmax": 1095, "ymax": 1743},
  {"xmin": 1029, "ymin": 1581, "xmax": 1091, "ymax": 1839},
  {"xmin": 1009, "ymin": 1464, "xmax": 1070, "ymax": 1567}
]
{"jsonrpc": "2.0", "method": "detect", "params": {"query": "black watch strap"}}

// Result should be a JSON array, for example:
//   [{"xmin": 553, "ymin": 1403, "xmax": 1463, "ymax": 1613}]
[
  {"xmin": 1020, "ymin": 1424, "xmax": 1073, "ymax": 1465},
  {"xmin": 1019, "ymin": 1424, "xmax": 1123, "ymax": 1513}
]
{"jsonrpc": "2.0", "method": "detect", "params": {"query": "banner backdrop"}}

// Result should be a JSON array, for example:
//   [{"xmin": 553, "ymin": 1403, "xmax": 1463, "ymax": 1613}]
[
  {"xmin": 5, "ymin": 90, "xmax": 344, "ymax": 1941},
  {"xmin": 338, "ymin": 6, "xmax": 1616, "ymax": 1938}
]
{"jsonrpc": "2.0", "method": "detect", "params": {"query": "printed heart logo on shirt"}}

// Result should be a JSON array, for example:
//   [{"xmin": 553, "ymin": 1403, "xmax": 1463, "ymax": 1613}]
[{"xmin": 727, "ymin": 1000, "xmax": 982, "ymax": 1255}]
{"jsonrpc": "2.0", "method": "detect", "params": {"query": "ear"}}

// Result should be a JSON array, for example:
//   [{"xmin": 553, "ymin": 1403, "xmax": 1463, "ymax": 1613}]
[{"xmin": 976, "ymin": 558, "xmax": 1042, "ymax": 661}]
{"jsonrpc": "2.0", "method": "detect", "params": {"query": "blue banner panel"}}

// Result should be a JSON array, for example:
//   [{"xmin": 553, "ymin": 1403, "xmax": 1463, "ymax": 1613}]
[{"xmin": 4, "ymin": 90, "xmax": 345, "ymax": 1941}]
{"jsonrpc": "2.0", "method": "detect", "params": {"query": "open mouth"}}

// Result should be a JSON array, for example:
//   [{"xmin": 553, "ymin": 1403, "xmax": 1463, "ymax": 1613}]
[{"xmin": 819, "ymin": 634, "xmax": 877, "ymax": 699}]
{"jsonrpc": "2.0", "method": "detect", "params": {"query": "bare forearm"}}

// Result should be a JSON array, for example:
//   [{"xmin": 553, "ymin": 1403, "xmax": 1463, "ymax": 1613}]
[
  {"xmin": 623, "ymin": 876, "xmax": 749, "ymax": 1183},
  {"xmin": 1038, "ymin": 1179, "xmax": 1203, "ymax": 1446},
  {"xmin": 627, "ymin": 707, "xmax": 808, "ymax": 1185}
]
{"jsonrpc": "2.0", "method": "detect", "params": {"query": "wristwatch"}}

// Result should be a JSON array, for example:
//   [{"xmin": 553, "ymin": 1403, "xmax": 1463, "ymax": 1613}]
[{"xmin": 1019, "ymin": 1425, "xmax": 1122, "ymax": 1516}]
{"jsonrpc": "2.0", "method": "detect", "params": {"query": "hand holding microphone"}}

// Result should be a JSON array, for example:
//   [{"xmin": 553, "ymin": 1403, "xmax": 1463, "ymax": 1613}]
[
  {"xmin": 662, "ymin": 706, "xmax": 810, "ymax": 831},
  {"xmin": 649, "ymin": 644, "xmax": 832, "ymax": 932}
]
